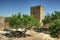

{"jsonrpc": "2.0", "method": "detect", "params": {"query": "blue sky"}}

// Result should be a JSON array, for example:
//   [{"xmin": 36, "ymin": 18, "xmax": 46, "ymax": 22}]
[{"xmin": 0, "ymin": 0, "xmax": 60, "ymax": 17}]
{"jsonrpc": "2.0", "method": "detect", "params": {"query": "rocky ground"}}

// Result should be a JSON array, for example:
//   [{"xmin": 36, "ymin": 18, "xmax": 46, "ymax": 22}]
[{"xmin": 0, "ymin": 30, "xmax": 57, "ymax": 40}]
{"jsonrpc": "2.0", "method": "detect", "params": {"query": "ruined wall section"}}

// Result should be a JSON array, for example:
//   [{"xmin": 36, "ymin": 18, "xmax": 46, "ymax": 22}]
[{"xmin": 0, "ymin": 17, "xmax": 5, "ymax": 30}]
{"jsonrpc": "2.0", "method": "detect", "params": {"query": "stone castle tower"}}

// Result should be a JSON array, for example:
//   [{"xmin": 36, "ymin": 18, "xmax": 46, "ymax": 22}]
[{"xmin": 30, "ymin": 5, "xmax": 44, "ymax": 26}]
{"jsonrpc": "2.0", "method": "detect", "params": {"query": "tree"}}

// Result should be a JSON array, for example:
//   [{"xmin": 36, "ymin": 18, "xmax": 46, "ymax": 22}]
[
  {"xmin": 49, "ymin": 19, "xmax": 60, "ymax": 39},
  {"xmin": 9, "ymin": 13, "xmax": 22, "ymax": 29},
  {"xmin": 43, "ymin": 11, "xmax": 60, "ymax": 25},
  {"xmin": 43, "ymin": 13, "xmax": 51, "ymax": 24},
  {"xmin": 8, "ymin": 13, "xmax": 40, "ymax": 31},
  {"xmin": 43, "ymin": 11, "xmax": 60, "ymax": 39},
  {"xmin": 22, "ymin": 14, "xmax": 40, "ymax": 30},
  {"xmin": 50, "ymin": 11, "xmax": 60, "ymax": 21}
]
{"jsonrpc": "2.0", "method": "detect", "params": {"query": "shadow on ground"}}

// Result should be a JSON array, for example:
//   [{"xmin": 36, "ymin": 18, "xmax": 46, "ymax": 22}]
[
  {"xmin": 34, "ymin": 28, "xmax": 49, "ymax": 34},
  {"xmin": 2, "ymin": 32, "xmax": 31, "ymax": 38}
]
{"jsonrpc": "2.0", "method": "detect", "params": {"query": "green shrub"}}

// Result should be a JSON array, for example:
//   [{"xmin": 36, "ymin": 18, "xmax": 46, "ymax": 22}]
[{"xmin": 49, "ymin": 19, "xmax": 60, "ymax": 39}]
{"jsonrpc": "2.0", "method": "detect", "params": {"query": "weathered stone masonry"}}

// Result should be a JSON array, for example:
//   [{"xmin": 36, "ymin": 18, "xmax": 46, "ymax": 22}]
[
  {"xmin": 0, "ymin": 17, "xmax": 5, "ymax": 30},
  {"xmin": 30, "ymin": 5, "xmax": 44, "ymax": 26}
]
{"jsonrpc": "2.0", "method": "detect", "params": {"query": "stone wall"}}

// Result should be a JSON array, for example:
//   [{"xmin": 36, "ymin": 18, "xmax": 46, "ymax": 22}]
[
  {"xmin": 0, "ymin": 17, "xmax": 5, "ymax": 30},
  {"xmin": 4, "ymin": 22, "xmax": 11, "ymax": 30}
]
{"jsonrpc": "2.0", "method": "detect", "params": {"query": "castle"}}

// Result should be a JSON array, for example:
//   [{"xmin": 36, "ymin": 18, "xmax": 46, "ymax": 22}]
[
  {"xmin": 30, "ymin": 5, "xmax": 44, "ymax": 26},
  {"xmin": 0, "ymin": 5, "xmax": 44, "ymax": 30}
]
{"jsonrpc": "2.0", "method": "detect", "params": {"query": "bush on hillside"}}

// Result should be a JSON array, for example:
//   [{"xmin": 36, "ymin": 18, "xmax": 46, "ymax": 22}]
[{"xmin": 49, "ymin": 19, "xmax": 60, "ymax": 39}]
